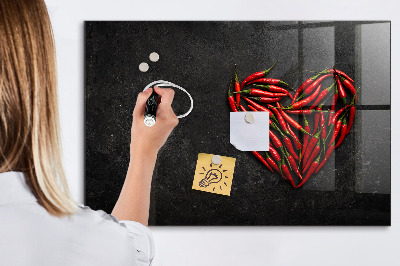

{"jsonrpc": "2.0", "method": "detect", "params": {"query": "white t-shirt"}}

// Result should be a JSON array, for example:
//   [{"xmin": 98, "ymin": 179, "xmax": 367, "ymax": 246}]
[{"xmin": 0, "ymin": 171, "xmax": 155, "ymax": 266}]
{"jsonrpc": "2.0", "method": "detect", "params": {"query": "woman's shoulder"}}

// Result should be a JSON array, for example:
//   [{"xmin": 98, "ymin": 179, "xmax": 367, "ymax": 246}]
[
  {"xmin": 70, "ymin": 203, "xmax": 134, "ymax": 244},
  {"xmin": 74, "ymin": 203, "xmax": 153, "ymax": 238},
  {"xmin": 74, "ymin": 203, "xmax": 120, "ymax": 224}
]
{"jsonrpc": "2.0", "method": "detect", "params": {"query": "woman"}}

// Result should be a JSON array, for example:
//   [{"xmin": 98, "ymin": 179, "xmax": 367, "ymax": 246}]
[{"xmin": 0, "ymin": 0, "xmax": 178, "ymax": 265}]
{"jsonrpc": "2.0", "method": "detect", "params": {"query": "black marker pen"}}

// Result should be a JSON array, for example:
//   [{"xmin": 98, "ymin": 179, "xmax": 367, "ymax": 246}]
[{"xmin": 144, "ymin": 88, "xmax": 158, "ymax": 127}]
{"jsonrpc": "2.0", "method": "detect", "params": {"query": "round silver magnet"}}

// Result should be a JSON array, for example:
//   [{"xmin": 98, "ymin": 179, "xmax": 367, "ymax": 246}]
[
  {"xmin": 149, "ymin": 52, "xmax": 159, "ymax": 62},
  {"xmin": 211, "ymin": 155, "xmax": 222, "ymax": 165},
  {"xmin": 244, "ymin": 113, "xmax": 255, "ymax": 124},
  {"xmin": 139, "ymin": 62, "xmax": 149, "ymax": 72}
]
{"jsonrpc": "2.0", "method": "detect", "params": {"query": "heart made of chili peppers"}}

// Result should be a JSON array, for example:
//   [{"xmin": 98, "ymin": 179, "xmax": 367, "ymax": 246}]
[{"xmin": 229, "ymin": 67, "xmax": 357, "ymax": 189}]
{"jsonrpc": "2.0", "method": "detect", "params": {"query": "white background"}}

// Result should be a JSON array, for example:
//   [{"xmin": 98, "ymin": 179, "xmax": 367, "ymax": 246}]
[{"xmin": 45, "ymin": 0, "xmax": 399, "ymax": 265}]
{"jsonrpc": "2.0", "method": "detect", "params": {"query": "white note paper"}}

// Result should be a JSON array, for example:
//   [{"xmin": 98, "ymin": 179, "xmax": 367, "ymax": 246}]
[{"xmin": 230, "ymin": 112, "xmax": 269, "ymax": 151}]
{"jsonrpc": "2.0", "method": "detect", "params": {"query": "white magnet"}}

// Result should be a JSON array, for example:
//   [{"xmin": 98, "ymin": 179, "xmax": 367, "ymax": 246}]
[
  {"xmin": 149, "ymin": 52, "xmax": 159, "ymax": 62},
  {"xmin": 139, "ymin": 62, "xmax": 149, "ymax": 72},
  {"xmin": 211, "ymin": 155, "xmax": 222, "ymax": 165},
  {"xmin": 244, "ymin": 113, "xmax": 255, "ymax": 124}
]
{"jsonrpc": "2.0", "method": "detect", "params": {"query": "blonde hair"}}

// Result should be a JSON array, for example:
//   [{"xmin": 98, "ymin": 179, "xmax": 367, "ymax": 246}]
[{"xmin": 0, "ymin": 0, "xmax": 76, "ymax": 216}]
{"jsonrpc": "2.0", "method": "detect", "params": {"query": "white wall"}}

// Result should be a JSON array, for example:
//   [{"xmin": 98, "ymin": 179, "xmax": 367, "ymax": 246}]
[{"xmin": 47, "ymin": 0, "xmax": 400, "ymax": 265}]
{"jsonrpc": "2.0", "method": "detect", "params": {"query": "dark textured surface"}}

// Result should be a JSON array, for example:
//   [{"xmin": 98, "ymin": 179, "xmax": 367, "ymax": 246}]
[{"xmin": 85, "ymin": 21, "xmax": 390, "ymax": 225}]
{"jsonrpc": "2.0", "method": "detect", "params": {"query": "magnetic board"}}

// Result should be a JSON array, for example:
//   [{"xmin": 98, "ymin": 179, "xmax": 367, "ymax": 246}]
[{"xmin": 85, "ymin": 21, "xmax": 390, "ymax": 225}]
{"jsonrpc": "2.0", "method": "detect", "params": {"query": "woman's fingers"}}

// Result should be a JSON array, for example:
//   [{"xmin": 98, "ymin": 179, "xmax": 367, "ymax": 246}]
[
  {"xmin": 133, "ymin": 88, "xmax": 152, "ymax": 118},
  {"xmin": 153, "ymin": 87, "xmax": 179, "ymax": 126},
  {"xmin": 154, "ymin": 86, "xmax": 175, "ymax": 106}
]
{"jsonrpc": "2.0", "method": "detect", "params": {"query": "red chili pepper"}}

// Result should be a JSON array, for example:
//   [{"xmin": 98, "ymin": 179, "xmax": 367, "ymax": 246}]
[
  {"xmin": 319, "ymin": 108, "xmax": 326, "ymax": 140},
  {"xmin": 304, "ymin": 74, "xmax": 332, "ymax": 95},
  {"xmin": 328, "ymin": 69, "xmax": 354, "ymax": 83},
  {"xmin": 234, "ymin": 65, "xmax": 241, "ymax": 106},
  {"xmin": 243, "ymin": 98, "xmax": 275, "ymax": 122},
  {"xmin": 327, "ymin": 110, "xmax": 335, "ymax": 127},
  {"xmin": 291, "ymin": 84, "xmax": 321, "ymax": 109},
  {"xmin": 291, "ymin": 73, "xmax": 320, "ymax": 104},
  {"xmin": 301, "ymin": 115, "xmax": 310, "ymax": 160},
  {"xmin": 312, "ymin": 108, "xmax": 321, "ymax": 135},
  {"xmin": 297, "ymin": 156, "xmax": 320, "ymax": 188},
  {"xmin": 285, "ymin": 150, "xmax": 302, "ymax": 180},
  {"xmin": 227, "ymin": 80, "xmax": 238, "ymax": 112},
  {"xmin": 329, "ymin": 117, "xmax": 343, "ymax": 146},
  {"xmin": 242, "ymin": 97, "xmax": 269, "ymax": 112},
  {"xmin": 335, "ymin": 75, "xmax": 347, "ymax": 105},
  {"xmin": 271, "ymin": 122, "xmax": 299, "ymax": 161},
  {"xmin": 248, "ymin": 105, "xmax": 257, "ymax": 112},
  {"xmin": 248, "ymin": 78, "xmax": 289, "ymax": 88},
  {"xmin": 239, "ymin": 105, "xmax": 247, "ymax": 112},
  {"xmin": 228, "ymin": 96, "xmax": 237, "ymax": 112},
  {"xmin": 252, "ymin": 84, "xmax": 291, "ymax": 95},
  {"xmin": 303, "ymin": 138, "xmax": 321, "ymax": 173},
  {"xmin": 286, "ymin": 109, "xmax": 314, "ymax": 115},
  {"xmin": 268, "ymin": 104, "xmax": 289, "ymax": 135},
  {"xmin": 283, "ymin": 136, "xmax": 299, "ymax": 161},
  {"xmin": 334, "ymin": 117, "xmax": 348, "ymax": 148},
  {"xmin": 346, "ymin": 105, "xmax": 355, "ymax": 135},
  {"xmin": 240, "ymin": 61, "xmax": 277, "ymax": 88},
  {"xmin": 314, "ymin": 144, "xmax": 334, "ymax": 174},
  {"xmin": 251, "ymin": 151, "xmax": 273, "ymax": 172},
  {"xmin": 330, "ymin": 106, "xmax": 347, "ymax": 126},
  {"xmin": 310, "ymin": 83, "xmax": 334, "ymax": 109},
  {"xmin": 327, "ymin": 84, "xmax": 338, "ymax": 126},
  {"xmin": 247, "ymin": 96, "xmax": 283, "ymax": 104},
  {"xmin": 339, "ymin": 76, "xmax": 357, "ymax": 104},
  {"xmin": 269, "ymin": 130, "xmax": 283, "ymax": 149},
  {"xmin": 302, "ymin": 130, "xmax": 321, "ymax": 169},
  {"xmin": 265, "ymin": 152, "xmax": 279, "ymax": 172},
  {"xmin": 235, "ymin": 88, "xmax": 287, "ymax": 98},
  {"xmin": 268, "ymin": 146, "xmax": 281, "ymax": 163},
  {"xmin": 281, "ymin": 161, "xmax": 295, "ymax": 188},
  {"xmin": 277, "ymin": 102, "xmax": 309, "ymax": 135},
  {"xmin": 287, "ymin": 124, "xmax": 301, "ymax": 150}
]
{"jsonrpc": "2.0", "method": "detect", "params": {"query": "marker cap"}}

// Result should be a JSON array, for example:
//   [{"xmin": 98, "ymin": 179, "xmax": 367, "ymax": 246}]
[{"xmin": 144, "ymin": 115, "xmax": 156, "ymax": 127}]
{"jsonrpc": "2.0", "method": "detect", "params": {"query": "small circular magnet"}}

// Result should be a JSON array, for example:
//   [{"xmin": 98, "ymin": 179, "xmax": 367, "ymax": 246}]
[
  {"xmin": 139, "ymin": 62, "xmax": 149, "ymax": 72},
  {"xmin": 212, "ymin": 155, "xmax": 222, "ymax": 165},
  {"xmin": 245, "ymin": 113, "xmax": 255, "ymax": 124},
  {"xmin": 149, "ymin": 52, "xmax": 159, "ymax": 62}
]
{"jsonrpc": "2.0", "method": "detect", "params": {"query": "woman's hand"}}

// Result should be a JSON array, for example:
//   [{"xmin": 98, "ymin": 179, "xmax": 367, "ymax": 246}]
[
  {"xmin": 112, "ymin": 87, "xmax": 178, "ymax": 224},
  {"xmin": 130, "ymin": 86, "xmax": 179, "ymax": 157}
]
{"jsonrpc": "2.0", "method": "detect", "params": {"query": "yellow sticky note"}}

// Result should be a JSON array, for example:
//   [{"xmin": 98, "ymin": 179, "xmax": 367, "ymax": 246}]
[{"xmin": 192, "ymin": 153, "xmax": 236, "ymax": 196}]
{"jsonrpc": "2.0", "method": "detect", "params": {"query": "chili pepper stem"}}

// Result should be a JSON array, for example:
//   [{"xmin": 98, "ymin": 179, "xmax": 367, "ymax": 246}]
[
  {"xmin": 234, "ymin": 65, "xmax": 239, "ymax": 83},
  {"xmin": 263, "ymin": 60, "xmax": 278, "ymax": 75},
  {"xmin": 301, "ymin": 128, "xmax": 312, "ymax": 136},
  {"xmin": 294, "ymin": 92, "xmax": 306, "ymax": 103}
]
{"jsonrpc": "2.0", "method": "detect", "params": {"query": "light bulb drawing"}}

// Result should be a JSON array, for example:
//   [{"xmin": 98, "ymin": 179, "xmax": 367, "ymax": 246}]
[
  {"xmin": 192, "ymin": 153, "xmax": 236, "ymax": 196},
  {"xmin": 198, "ymin": 163, "xmax": 229, "ymax": 191}
]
